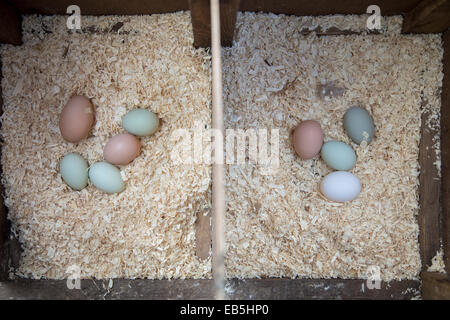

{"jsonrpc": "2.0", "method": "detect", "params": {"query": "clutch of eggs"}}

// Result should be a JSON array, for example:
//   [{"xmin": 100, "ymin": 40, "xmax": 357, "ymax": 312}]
[{"xmin": 291, "ymin": 117, "xmax": 364, "ymax": 203}]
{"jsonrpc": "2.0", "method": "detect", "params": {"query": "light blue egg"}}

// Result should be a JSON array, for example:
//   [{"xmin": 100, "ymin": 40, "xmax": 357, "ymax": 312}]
[
  {"xmin": 343, "ymin": 106, "xmax": 375, "ymax": 144},
  {"xmin": 321, "ymin": 141, "xmax": 356, "ymax": 171},
  {"xmin": 320, "ymin": 171, "xmax": 361, "ymax": 202},
  {"xmin": 88, "ymin": 162, "xmax": 124, "ymax": 194},
  {"xmin": 122, "ymin": 109, "xmax": 159, "ymax": 137},
  {"xmin": 60, "ymin": 153, "xmax": 89, "ymax": 190}
]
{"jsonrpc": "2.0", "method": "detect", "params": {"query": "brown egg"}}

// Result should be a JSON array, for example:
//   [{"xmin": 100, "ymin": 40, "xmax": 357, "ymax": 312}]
[
  {"xmin": 293, "ymin": 120, "xmax": 323, "ymax": 159},
  {"xmin": 59, "ymin": 95, "xmax": 95, "ymax": 143},
  {"xmin": 104, "ymin": 133, "xmax": 141, "ymax": 165}
]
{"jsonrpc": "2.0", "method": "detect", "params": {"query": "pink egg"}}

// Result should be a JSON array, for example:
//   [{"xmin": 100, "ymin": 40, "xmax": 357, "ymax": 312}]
[
  {"xmin": 293, "ymin": 120, "xmax": 323, "ymax": 159},
  {"xmin": 59, "ymin": 95, "xmax": 95, "ymax": 143},
  {"xmin": 104, "ymin": 133, "xmax": 141, "ymax": 165}
]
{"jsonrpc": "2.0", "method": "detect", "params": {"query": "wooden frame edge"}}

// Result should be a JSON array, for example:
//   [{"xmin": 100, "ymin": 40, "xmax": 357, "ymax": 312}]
[
  {"xmin": 0, "ymin": 278, "xmax": 420, "ymax": 300},
  {"xmin": 442, "ymin": 29, "xmax": 450, "ymax": 274},
  {"xmin": 418, "ymin": 109, "xmax": 441, "ymax": 269},
  {"xmin": 421, "ymin": 271, "xmax": 450, "ymax": 299},
  {"xmin": 0, "ymin": 0, "xmax": 22, "ymax": 45},
  {"xmin": 0, "ymin": 57, "xmax": 8, "ymax": 281},
  {"xmin": 402, "ymin": 0, "xmax": 450, "ymax": 34}
]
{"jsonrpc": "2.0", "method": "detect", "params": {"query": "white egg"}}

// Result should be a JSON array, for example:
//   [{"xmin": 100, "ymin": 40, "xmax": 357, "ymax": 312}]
[{"xmin": 320, "ymin": 171, "xmax": 361, "ymax": 202}]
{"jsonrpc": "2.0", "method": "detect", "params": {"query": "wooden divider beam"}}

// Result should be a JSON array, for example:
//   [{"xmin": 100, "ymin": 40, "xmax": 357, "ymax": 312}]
[
  {"xmin": 189, "ymin": 0, "xmax": 239, "ymax": 47},
  {"xmin": 192, "ymin": 0, "xmax": 239, "ymax": 263},
  {"xmin": 210, "ymin": 0, "xmax": 225, "ymax": 300}
]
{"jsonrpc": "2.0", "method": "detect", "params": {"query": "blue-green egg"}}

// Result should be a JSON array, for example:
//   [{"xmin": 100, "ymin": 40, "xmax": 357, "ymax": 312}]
[
  {"xmin": 321, "ymin": 141, "xmax": 356, "ymax": 171},
  {"xmin": 60, "ymin": 153, "xmax": 89, "ymax": 190},
  {"xmin": 122, "ymin": 108, "xmax": 159, "ymax": 137},
  {"xmin": 343, "ymin": 106, "xmax": 375, "ymax": 144},
  {"xmin": 88, "ymin": 162, "xmax": 125, "ymax": 194}
]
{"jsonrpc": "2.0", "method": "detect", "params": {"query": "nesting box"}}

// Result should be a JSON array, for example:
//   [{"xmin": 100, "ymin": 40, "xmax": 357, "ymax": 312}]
[{"xmin": 0, "ymin": 0, "xmax": 449, "ymax": 300}]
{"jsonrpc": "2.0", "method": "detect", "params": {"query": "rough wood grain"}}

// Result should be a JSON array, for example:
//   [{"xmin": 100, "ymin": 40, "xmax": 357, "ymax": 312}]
[
  {"xmin": 9, "ymin": 0, "xmax": 189, "ymax": 15},
  {"xmin": 190, "ymin": 0, "xmax": 240, "ymax": 48},
  {"xmin": 195, "ymin": 210, "xmax": 211, "ymax": 260},
  {"xmin": 0, "ymin": 279, "xmax": 215, "ymax": 300},
  {"xmin": 422, "ymin": 272, "xmax": 450, "ymax": 299},
  {"xmin": 239, "ymin": 0, "xmax": 422, "ymax": 16},
  {"xmin": 219, "ymin": 0, "xmax": 240, "ymax": 47},
  {"xmin": 0, "ymin": 59, "xmax": 8, "ymax": 281},
  {"xmin": 418, "ymin": 108, "xmax": 441, "ymax": 270},
  {"xmin": 189, "ymin": 0, "xmax": 211, "ymax": 48},
  {"xmin": 225, "ymin": 278, "xmax": 421, "ymax": 300},
  {"xmin": 403, "ymin": 0, "xmax": 450, "ymax": 33},
  {"xmin": 0, "ymin": 278, "xmax": 421, "ymax": 299},
  {"xmin": 0, "ymin": 0, "xmax": 22, "ymax": 45},
  {"xmin": 442, "ymin": 29, "xmax": 450, "ymax": 274},
  {"xmin": 8, "ymin": 0, "xmax": 425, "ymax": 16}
]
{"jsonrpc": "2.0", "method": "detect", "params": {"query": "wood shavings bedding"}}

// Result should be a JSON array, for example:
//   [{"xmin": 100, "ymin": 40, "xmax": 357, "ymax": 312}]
[
  {"xmin": 223, "ymin": 13, "xmax": 443, "ymax": 281},
  {"xmin": 1, "ymin": 13, "xmax": 212, "ymax": 279}
]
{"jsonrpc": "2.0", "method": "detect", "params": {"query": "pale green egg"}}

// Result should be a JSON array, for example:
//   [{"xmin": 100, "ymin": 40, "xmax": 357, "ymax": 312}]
[
  {"xmin": 88, "ymin": 162, "xmax": 125, "ymax": 194},
  {"xmin": 343, "ymin": 106, "xmax": 375, "ymax": 144},
  {"xmin": 321, "ymin": 141, "xmax": 356, "ymax": 171},
  {"xmin": 60, "ymin": 153, "xmax": 89, "ymax": 190},
  {"xmin": 122, "ymin": 109, "xmax": 159, "ymax": 137}
]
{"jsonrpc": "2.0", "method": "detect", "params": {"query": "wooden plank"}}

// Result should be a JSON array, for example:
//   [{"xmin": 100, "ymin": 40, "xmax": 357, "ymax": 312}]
[
  {"xmin": 422, "ymin": 272, "xmax": 450, "ymax": 299},
  {"xmin": 0, "ymin": 279, "xmax": 215, "ymax": 300},
  {"xmin": 226, "ymin": 279, "xmax": 421, "ymax": 300},
  {"xmin": 220, "ymin": 0, "xmax": 240, "ymax": 47},
  {"xmin": 418, "ymin": 108, "xmax": 441, "ymax": 270},
  {"xmin": 195, "ymin": 210, "xmax": 211, "ymax": 260},
  {"xmin": 9, "ymin": 0, "xmax": 424, "ymax": 16},
  {"xmin": 0, "ymin": 58, "xmax": 8, "ymax": 281},
  {"xmin": 442, "ymin": 29, "xmax": 450, "ymax": 274},
  {"xmin": 403, "ymin": 0, "xmax": 450, "ymax": 33},
  {"xmin": 189, "ymin": 0, "xmax": 240, "ymax": 48},
  {"xmin": 0, "ymin": 278, "xmax": 420, "ymax": 299},
  {"xmin": 239, "ymin": 0, "xmax": 422, "ymax": 16},
  {"xmin": 9, "ymin": 0, "xmax": 189, "ymax": 15},
  {"xmin": 189, "ymin": 0, "xmax": 211, "ymax": 48},
  {"xmin": 0, "ymin": 0, "xmax": 22, "ymax": 45}
]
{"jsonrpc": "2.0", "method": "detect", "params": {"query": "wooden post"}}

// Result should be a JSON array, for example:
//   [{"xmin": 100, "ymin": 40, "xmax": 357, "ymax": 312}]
[
  {"xmin": 189, "ymin": 0, "xmax": 239, "ymax": 47},
  {"xmin": 442, "ymin": 29, "xmax": 450, "ymax": 274},
  {"xmin": 219, "ymin": 0, "xmax": 240, "ymax": 46},
  {"xmin": 418, "ymin": 108, "xmax": 441, "ymax": 269},
  {"xmin": 0, "ymin": 60, "xmax": 8, "ymax": 280},
  {"xmin": 189, "ymin": 0, "xmax": 211, "ymax": 47},
  {"xmin": 0, "ymin": 0, "xmax": 22, "ymax": 45},
  {"xmin": 402, "ymin": 0, "xmax": 450, "ymax": 33},
  {"xmin": 195, "ymin": 210, "xmax": 211, "ymax": 260},
  {"xmin": 210, "ymin": 0, "xmax": 226, "ymax": 300}
]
